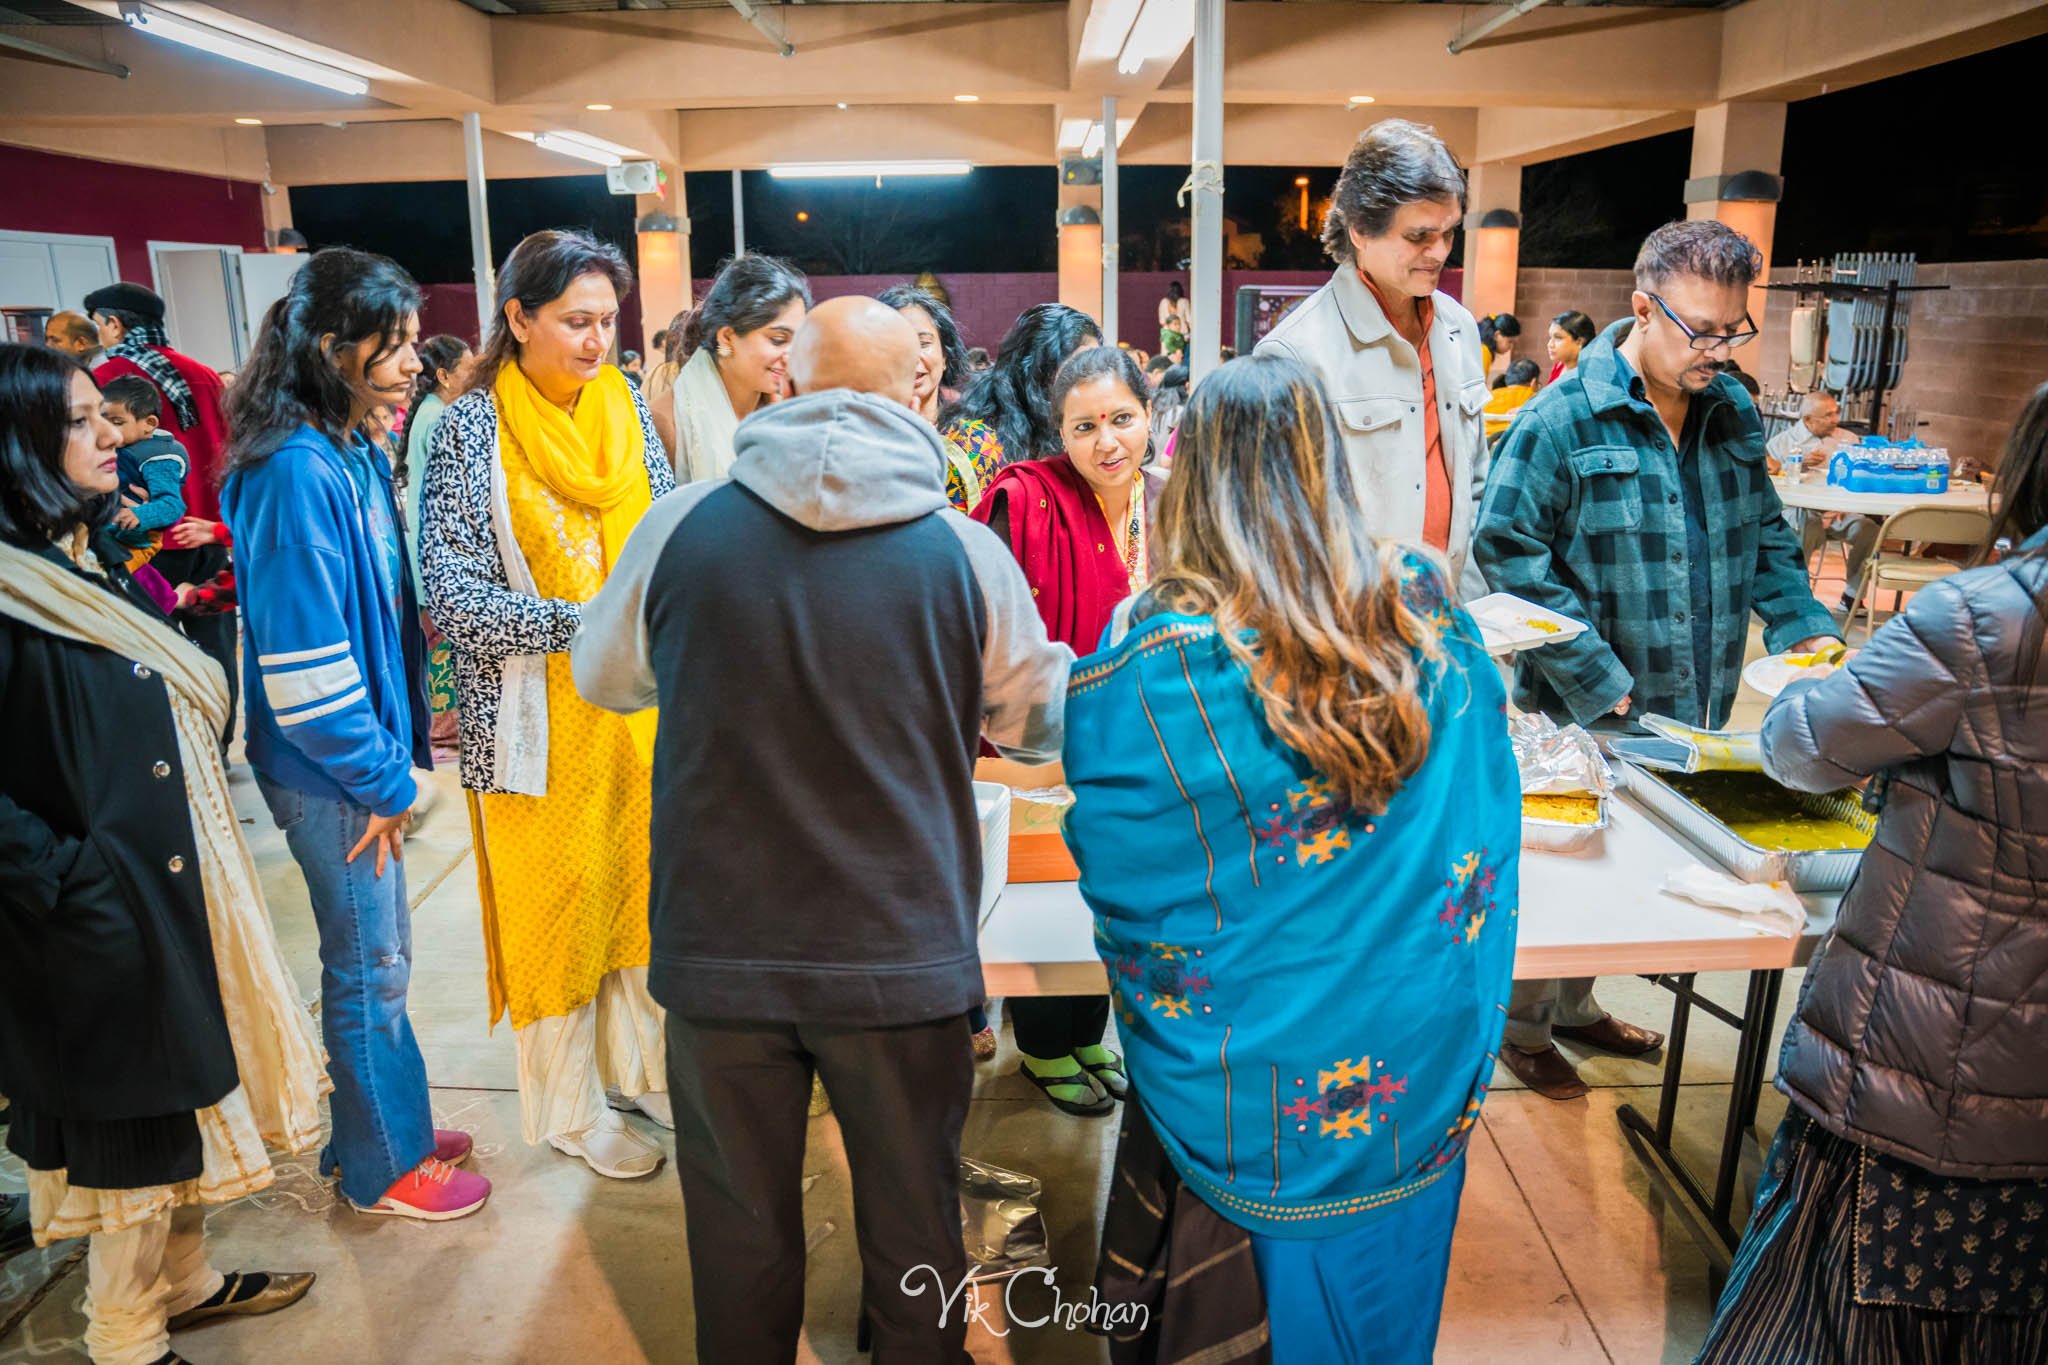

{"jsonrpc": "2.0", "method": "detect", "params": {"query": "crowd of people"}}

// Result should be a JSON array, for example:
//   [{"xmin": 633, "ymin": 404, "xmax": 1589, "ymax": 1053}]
[{"xmin": 0, "ymin": 112, "xmax": 2043, "ymax": 1365}]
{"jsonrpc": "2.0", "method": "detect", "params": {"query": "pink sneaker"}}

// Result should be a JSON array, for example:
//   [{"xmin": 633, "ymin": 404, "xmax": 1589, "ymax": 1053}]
[
  {"xmin": 354, "ymin": 1158, "xmax": 490, "ymax": 1221},
  {"xmin": 434, "ymin": 1129, "xmax": 474, "ymax": 1166}
]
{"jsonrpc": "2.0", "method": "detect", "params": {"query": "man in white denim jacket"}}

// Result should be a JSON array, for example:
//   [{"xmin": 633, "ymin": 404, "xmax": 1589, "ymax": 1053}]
[{"xmin": 1257, "ymin": 118, "xmax": 1493, "ymax": 599}]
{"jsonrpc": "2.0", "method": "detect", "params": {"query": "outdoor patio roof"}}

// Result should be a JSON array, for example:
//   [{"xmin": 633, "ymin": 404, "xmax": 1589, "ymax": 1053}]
[{"xmin": 0, "ymin": 0, "xmax": 2038, "ymax": 184}]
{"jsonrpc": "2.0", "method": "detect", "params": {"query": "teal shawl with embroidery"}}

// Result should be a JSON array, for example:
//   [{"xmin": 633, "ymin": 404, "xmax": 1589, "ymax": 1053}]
[{"xmin": 1063, "ymin": 558, "xmax": 1521, "ymax": 1238}]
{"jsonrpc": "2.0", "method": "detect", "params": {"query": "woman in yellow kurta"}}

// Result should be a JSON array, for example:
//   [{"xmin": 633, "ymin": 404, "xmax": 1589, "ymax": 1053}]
[{"xmin": 420, "ymin": 230, "xmax": 675, "ymax": 1180}]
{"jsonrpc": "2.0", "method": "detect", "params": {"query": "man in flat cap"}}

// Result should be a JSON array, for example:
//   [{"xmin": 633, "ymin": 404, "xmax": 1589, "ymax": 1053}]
[{"xmin": 86, "ymin": 281, "xmax": 239, "ymax": 747}]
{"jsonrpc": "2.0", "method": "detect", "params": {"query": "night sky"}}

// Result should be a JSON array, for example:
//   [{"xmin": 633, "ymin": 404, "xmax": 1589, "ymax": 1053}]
[{"xmin": 289, "ymin": 32, "xmax": 2046, "ymax": 285}]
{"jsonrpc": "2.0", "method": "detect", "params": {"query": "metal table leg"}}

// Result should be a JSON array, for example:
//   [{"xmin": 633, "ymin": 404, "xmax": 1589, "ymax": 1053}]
[{"xmin": 1617, "ymin": 968, "xmax": 1785, "ymax": 1266}]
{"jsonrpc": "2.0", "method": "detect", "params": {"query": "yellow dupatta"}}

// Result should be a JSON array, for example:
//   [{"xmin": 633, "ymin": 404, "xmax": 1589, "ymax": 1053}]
[{"xmin": 494, "ymin": 360, "xmax": 659, "ymax": 760}]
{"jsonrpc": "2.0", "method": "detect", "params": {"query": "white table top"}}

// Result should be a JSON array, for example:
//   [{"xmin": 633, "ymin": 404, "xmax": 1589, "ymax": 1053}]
[
  {"xmin": 1773, "ymin": 476, "xmax": 1989, "ymax": 518},
  {"xmin": 978, "ymin": 796, "xmax": 1839, "ymax": 997}
]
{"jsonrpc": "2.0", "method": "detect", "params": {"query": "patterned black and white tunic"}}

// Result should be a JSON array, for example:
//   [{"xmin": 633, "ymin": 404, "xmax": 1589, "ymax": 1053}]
[{"xmin": 419, "ymin": 379, "xmax": 673, "ymax": 794}]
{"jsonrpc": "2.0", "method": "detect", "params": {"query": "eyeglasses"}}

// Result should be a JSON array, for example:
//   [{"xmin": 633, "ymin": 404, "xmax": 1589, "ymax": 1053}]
[{"xmin": 1649, "ymin": 293, "xmax": 1758, "ymax": 352}]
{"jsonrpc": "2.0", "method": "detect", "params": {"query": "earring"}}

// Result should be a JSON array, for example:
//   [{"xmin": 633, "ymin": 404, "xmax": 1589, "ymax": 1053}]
[{"xmin": 717, "ymin": 344, "xmax": 733, "ymax": 359}]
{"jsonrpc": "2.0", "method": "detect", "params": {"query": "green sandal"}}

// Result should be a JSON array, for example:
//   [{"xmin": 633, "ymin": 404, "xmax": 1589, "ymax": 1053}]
[
  {"xmin": 1019, "ymin": 1055, "xmax": 1114, "ymax": 1117},
  {"xmin": 1073, "ymin": 1045, "xmax": 1128, "ymax": 1102}
]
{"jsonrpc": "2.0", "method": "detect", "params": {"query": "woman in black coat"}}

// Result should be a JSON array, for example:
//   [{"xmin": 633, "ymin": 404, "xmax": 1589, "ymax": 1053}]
[
  {"xmin": 1698, "ymin": 383, "xmax": 2048, "ymax": 1362},
  {"xmin": 0, "ymin": 344, "xmax": 321, "ymax": 1365}
]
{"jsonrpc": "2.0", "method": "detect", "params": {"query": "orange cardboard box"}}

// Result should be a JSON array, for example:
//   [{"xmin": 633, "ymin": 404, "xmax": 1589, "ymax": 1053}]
[{"xmin": 974, "ymin": 757, "xmax": 1079, "ymax": 883}]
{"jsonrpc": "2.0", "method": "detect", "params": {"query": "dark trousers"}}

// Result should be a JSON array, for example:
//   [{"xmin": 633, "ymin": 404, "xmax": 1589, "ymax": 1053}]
[
  {"xmin": 183, "ymin": 608, "xmax": 238, "ymax": 749},
  {"xmin": 665, "ymin": 1012, "xmax": 974, "ymax": 1365},
  {"xmin": 157, "ymin": 544, "xmax": 237, "ymax": 750},
  {"xmin": 1009, "ymin": 994, "xmax": 1110, "ymax": 1060}
]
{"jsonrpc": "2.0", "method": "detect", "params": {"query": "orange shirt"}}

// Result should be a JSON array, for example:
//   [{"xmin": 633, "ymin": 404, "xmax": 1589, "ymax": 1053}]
[{"xmin": 1360, "ymin": 271, "xmax": 1451, "ymax": 552}]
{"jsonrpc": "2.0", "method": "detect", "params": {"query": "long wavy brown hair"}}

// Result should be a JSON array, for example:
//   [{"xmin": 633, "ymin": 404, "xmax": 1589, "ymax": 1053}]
[{"xmin": 1151, "ymin": 354, "xmax": 1442, "ymax": 814}]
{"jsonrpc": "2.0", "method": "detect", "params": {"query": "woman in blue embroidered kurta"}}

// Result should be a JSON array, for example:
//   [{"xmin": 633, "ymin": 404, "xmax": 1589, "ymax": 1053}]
[{"xmin": 1064, "ymin": 355, "xmax": 1520, "ymax": 1363}]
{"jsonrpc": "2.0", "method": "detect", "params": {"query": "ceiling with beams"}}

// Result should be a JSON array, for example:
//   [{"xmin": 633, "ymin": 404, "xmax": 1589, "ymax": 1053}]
[{"xmin": 439, "ymin": 0, "xmax": 1743, "ymax": 11}]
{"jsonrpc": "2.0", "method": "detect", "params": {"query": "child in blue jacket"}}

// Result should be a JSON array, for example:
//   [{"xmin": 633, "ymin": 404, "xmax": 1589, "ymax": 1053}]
[{"xmin": 100, "ymin": 375, "xmax": 188, "ymax": 557}]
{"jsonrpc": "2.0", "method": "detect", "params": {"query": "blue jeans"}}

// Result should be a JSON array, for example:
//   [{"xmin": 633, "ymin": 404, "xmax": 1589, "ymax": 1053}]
[{"xmin": 257, "ymin": 774, "xmax": 435, "ymax": 1206}]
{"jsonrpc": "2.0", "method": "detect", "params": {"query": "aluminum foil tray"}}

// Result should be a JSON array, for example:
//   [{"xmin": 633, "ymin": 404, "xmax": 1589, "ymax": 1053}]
[
  {"xmin": 1521, "ymin": 801, "xmax": 1608, "ymax": 855},
  {"xmin": 1618, "ymin": 760, "xmax": 1863, "ymax": 893}
]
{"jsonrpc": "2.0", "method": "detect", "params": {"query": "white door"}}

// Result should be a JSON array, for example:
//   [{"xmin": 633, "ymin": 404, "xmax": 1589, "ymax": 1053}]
[
  {"xmin": 155, "ymin": 249, "xmax": 239, "ymax": 372},
  {"xmin": 0, "ymin": 229, "xmax": 118, "ymax": 311},
  {"xmin": 52, "ymin": 244, "xmax": 117, "ymax": 311},
  {"xmin": 236, "ymin": 253, "xmax": 306, "ymax": 354},
  {"xmin": 0, "ymin": 239, "xmax": 59, "ymax": 310}
]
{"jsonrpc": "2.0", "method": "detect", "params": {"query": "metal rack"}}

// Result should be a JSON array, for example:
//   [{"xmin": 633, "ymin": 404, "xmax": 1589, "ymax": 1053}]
[{"xmin": 1763, "ymin": 257, "xmax": 1948, "ymax": 439}]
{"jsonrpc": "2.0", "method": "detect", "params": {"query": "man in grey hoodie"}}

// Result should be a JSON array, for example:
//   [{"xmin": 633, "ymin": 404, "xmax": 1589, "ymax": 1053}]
[{"xmin": 573, "ymin": 297, "xmax": 1072, "ymax": 1364}]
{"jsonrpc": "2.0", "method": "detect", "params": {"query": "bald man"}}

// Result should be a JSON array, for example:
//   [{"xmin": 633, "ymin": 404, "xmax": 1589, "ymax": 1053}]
[
  {"xmin": 44, "ymin": 310, "xmax": 102, "ymax": 365},
  {"xmin": 573, "ymin": 294, "xmax": 1071, "ymax": 1365}
]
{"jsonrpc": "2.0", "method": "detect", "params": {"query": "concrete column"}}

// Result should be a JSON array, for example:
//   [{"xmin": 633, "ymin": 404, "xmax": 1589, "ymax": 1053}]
[
  {"xmin": 260, "ymin": 184, "xmax": 295, "ymax": 248},
  {"xmin": 1058, "ymin": 181, "xmax": 1105, "ymax": 327},
  {"xmin": 636, "ymin": 163, "xmax": 690, "ymax": 358},
  {"xmin": 1685, "ymin": 102, "xmax": 1786, "ymax": 331},
  {"xmin": 1461, "ymin": 161, "xmax": 1522, "ymax": 326},
  {"xmin": 1100, "ymin": 95, "xmax": 1119, "ymax": 349},
  {"xmin": 462, "ymin": 112, "xmax": 496, "ymax": 344},
  {"xmin": 1188, "ymin": 0, "xmax": 1224, "ymax": 384}
]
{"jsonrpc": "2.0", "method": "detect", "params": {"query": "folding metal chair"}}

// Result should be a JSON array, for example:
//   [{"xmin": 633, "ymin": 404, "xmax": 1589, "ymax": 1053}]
[{"xmin": 1844, "ymin": 504, "xmax": 1993, "ymax": 642}]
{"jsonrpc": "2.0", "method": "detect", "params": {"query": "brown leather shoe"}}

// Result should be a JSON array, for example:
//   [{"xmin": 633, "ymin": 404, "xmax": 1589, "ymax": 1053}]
[
  {"xmin": 1553, "ymin": 1012, "xmax": 1666, "ymax": 1057},
  {"xmin": 1501, "ymin": 1044, "xmax": 1590, "ymax": 1101}
]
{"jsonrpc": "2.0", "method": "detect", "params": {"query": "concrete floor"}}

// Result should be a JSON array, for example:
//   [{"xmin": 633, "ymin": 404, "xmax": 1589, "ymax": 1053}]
[{"xmin": 1, "ymin": 563, "xmax": 1874, "ymax": 1365}]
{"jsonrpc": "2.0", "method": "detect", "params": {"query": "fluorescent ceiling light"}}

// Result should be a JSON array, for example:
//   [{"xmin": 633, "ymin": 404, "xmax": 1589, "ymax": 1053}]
[
  {"xmin": 119, "ymin": 4, "xmax": 370, "ymax": 96},
  {"xmin": 768, "ymin": 161, "xmax": 972, "ymax": 180},
  {"xmin": 1117, "ymin": 0, "xmax": 1193, "ymax": 76},
  {"xmin": 585, "ymin": 103, "xmax": 613, "ymax": 111},
  {"xmin": 1058, "ymin": 117, "xmax": 1092, "ymax": 151},
  {"xmin": 1348, "ymin": 94, "xmax": 1376, "ymax": 105},
  {"xmin": 534, "ymin": 133, "xmax": 621, "ymax": 167},
  {"xmin": 953, "ymin": 94, "xmax": 979, "ymax": 103},
  {"xmin": 511, "ymin": 130, "xmax": 643, "ymax": 168},
  {"xmin": 234, "ymin": 117, "xmax": 262, "ymax": 125},
  {"xmin": 1078, "ymin": 0, "xmax": 1144, "ymax": 65}
]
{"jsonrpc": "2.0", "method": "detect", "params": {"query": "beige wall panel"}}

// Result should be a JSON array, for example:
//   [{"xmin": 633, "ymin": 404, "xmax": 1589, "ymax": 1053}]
[
  {"xmin": 492, "ymin": 5, "xmax": 1068, "ymax": 108},
  {"xmin": 0, "ymin": 21, "xmax": 377, "ymax": 124},
  {"xmin": 1718, "ymin": 0, "xmax": 2048, "ymax": 102},
  {"xmin": 264, "ymin": 120, "xmax": 583, "ymax": 184},
  {"xmin": 673, "ymin": 104, "xmax": 1051, "ymax": 170},
  {"xmin": 1118, "ymin": 104, "xmax": 1476, "ymax": 167},
  {"xmin": 1475, "ymin": 107, "xmax": 1692, "ymax": 167},
  {"xmin": 173, "ymin": 0, "xmax": 498, "ymax": 103},
  {"xmin": 0, "ymin": 124, "xmax": 269, "ymax": 181},
  {"xmin": 1170, "ymin": 3, "xmax": 1721, "ymax": 109}
]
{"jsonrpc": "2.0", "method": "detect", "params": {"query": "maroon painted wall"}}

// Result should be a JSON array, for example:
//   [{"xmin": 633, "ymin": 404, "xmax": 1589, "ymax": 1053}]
[
  {"xmin": 690, "ymin": 267, "xmax": 1462, "ymax": 354},
  {"xmin": 418, "ymin": 285, "xmax": 483, "ymax": 347},
  {"xmin": 0, "ymin": 144, "xmax": 267, "ymax": 285}
]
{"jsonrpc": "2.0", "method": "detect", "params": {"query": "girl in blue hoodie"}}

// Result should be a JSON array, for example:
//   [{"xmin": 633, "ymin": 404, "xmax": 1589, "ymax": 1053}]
[{"xmin": 220, "ymin": 248, "xmax": 490, "ymax": 1223}]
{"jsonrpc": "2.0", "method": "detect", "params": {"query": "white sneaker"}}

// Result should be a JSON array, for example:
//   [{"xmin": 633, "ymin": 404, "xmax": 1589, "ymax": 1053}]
[
  {"xmin": 606, "ymin": 1088, "xmax": 675, "ymax": 1131},
  {"xmin": 548, "ymin": 1109, "xmax": 664, "ymax": 1179}
]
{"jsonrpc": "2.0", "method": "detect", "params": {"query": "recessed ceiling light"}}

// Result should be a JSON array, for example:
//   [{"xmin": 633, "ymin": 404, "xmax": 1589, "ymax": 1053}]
[
  {"xmin": 954, "ymin": 94, "xmax": 979, "ymax": 102},
  {"xmin": 585, "ymin": 103, "xmax": 612, "ymax": 111},
  {"xmin": 836, "ymin": 102, "xmax": 849, "ymax": 110},
  {"xmin": 797, "ymin": 211, "xmax": 810, "ymax": 222},
  {"xmin": 1348, "ymin": 94, "xmax": 1376, "ymax": 105},
  {"xmin": 234, "ymin": 117, "xmax": 263, "ymax": 125}
]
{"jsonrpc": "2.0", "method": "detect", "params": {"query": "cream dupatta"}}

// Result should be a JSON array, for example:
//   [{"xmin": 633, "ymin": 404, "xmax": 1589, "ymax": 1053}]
[{"xmin": 0, "ymin": 537, "xmax": 326, "ymax": 1241}]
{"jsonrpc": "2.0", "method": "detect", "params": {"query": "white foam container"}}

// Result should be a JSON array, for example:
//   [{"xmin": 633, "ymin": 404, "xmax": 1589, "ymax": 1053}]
[{"xmin": 975, "ymin": 781, "xmax": 1011, "ymax": 926}]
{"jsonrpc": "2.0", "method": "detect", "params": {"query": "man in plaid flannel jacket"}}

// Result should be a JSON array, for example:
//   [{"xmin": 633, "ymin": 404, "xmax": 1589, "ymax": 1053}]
[{"xmin": 1473, "ymin": 220, "xmax": 1841, "ymax": 1101}]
